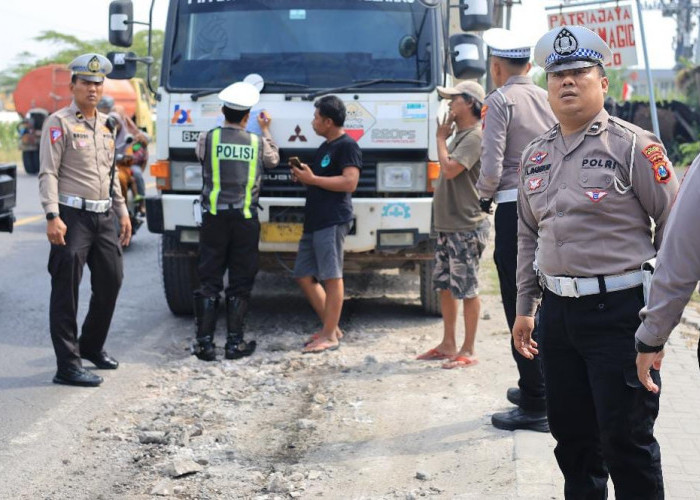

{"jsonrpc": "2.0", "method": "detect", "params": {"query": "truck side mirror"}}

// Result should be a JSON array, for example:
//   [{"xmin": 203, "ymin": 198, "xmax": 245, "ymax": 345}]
[
  {"xmin": 109, "ymin": 0, "xmax": 134, "ymax": 47},
  {"xmin": 107, "ymin": 52, "xmax": 138, "ymax": 79},
  {"xmin": 459, "ymin": 0, "xmax": 493, "ymax": 32},
  {"xmin": 449, "ymin": 34, "xmax": 486, "ymax": 80},
  {"xmin": 398, "ymin": 35, "xmax": 418, "ymax": 58}
]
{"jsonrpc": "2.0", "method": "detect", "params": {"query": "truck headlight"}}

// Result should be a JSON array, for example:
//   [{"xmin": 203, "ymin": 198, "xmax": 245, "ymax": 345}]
[
  {"xmin": 183, "ymin": 165, "xmax": 203, "ymax": 189},
  {"xmin": 170, "ymin": 161, "xmax": 203, "ymax": 191},
  {"xmin": 377, "ymin": 162, "xmax": 426, "ymax": 192}
]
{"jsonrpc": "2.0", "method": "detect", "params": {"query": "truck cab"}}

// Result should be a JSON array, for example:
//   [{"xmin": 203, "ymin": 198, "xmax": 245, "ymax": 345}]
[{"xmin": 108, "ymin": 0, "xmax": 487, "ymax": 316}]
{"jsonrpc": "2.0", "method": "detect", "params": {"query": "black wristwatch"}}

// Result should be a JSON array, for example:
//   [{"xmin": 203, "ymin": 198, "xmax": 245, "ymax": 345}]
[
  {"xmin": 46, "ymin": 212, "xmax": 59, "ymax": 221},
  {"xmin": 635, "ymin": 338, "xmax": 664, "ymax": 353},
  {"xmin": 479, "ymin": 197, "xmax": 494, "ymax": 214}
]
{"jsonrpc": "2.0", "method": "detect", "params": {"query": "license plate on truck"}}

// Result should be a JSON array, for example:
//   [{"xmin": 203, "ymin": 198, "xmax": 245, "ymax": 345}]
[{"xmin": 261, "ymin": 222, "xmax": 303, "ymax": 243}]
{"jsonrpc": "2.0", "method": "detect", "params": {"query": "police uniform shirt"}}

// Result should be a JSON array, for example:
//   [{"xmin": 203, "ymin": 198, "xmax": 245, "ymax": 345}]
[
  {"xmin": 516, "ymin": 108, "xmax": 680, "ymax": 316},
  {"xmin": 195, "ymin": 124, "xmax": 279, "ymax": 168},
  {"xmin": 39, "ymin": 101, "xmax": 127, "ymax": 217},
  {"xmin": 636, "ymin": 155, "xmax": 700, "ymax": 347},
  {"xmin": 477, "ymin": 75, "xmax": 556, "ymax": 198}
]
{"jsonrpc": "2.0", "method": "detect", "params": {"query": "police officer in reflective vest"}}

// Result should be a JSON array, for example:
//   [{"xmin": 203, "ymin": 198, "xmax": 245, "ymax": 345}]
[
  {"xmin": 479, "ymin": 28, "xmax": 556, "ymax": 432},
  {"xmin": 192, "ymin": 81, "xmax": 280, "ymax": 361},
  {"xmin": 513, "ymin": 26, "xmax": 678, "ymax": 497}
]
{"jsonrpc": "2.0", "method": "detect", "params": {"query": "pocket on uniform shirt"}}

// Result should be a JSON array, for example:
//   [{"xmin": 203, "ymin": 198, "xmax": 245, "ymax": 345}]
[
  {"xmin": 524, "ymin": 173, "xmax": 549, "ymax": 217},
  {"xmin": 579, "ymin": 169, "xmax": 614, "ymax": 189}
]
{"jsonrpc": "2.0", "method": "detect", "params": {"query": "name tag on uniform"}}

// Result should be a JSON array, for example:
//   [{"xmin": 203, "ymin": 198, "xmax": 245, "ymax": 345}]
[{"xmin": 215, "ymin": 144, "xmax": 255, "ymax": 161}]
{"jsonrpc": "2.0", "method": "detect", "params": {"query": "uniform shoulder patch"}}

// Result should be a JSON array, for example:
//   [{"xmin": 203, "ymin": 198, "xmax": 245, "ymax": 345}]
[
  {"xmin": 641, "ymin": 143, "xmax": 672, "ymax": 184},
  {"xmin": 481, "ymin": 104, "xmax": 489, "ymax": 130},
  {"xmin": 50, "ymin": 127, "xmax": 63, "ymax": 144}
]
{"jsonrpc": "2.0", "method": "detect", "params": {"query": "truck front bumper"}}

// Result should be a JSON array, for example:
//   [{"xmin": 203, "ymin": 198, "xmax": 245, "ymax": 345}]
[{"xmin": 153, "ymin": 194, "xmax": 434, "ymax": 254}]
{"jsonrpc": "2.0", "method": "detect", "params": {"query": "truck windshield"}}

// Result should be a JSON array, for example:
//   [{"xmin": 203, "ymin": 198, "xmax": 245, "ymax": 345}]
[{"xmin": 166, "ymin": 0, "xmax": 437, "ymax": 92}]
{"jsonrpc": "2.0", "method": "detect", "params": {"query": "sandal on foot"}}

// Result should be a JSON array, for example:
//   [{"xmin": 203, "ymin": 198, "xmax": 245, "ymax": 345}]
[
  {"xmin": 442, "ymin": 356, "xmax": 479, "ymax": 369},
  {"xmin": 302, "ymin": 339, "xmax": 340, "ymax": 354},
  {"xmin": 416, "ymin": 348, "xmax": 453, "ymax": 361},
  {"xmin": 304, "ymin": 331, "xmax": 344, "ymax": 346}
]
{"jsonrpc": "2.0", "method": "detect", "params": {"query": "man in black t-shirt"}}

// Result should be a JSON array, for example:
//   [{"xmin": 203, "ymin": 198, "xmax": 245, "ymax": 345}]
[{"xmin": 291, "ymin": 96, "xmax": 362, "ymax": 353}]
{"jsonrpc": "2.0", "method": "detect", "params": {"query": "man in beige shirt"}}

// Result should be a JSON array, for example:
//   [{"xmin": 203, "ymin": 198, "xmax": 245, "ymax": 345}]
[
  {"xmin": 479, "ymin": 28, "xmax": 556, "ymax": 433},
  {"xmin": 513, "ymin": 27, "xmax": 678, "ymax": 497},
  {"xmin": 635, "ymin": 154, "xmax": 700, "ymax": 392},
  {"xmin": 39, "ymin": 54, "xmax": 131, "ymax": 387},
  {"xmin": 416, "ymin": 80, "xmax": 490, "ymax": 369}
]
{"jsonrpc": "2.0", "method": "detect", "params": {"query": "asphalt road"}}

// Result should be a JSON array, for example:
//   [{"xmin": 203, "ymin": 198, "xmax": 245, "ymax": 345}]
[{"xmin": 0, "ymin": 164, "xmax": 184, "ymax": 453}]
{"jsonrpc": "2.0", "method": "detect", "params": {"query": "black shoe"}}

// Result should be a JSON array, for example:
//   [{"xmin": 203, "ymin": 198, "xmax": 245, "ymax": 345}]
[
  {"xmin": 507, "ymin": 387, "xmax": 521, "ymax": 406},
  {"xmin": 82, "ymin": 351, "xmax": 119, "ymax": 369},
  {"xmin": 53, "ymin": 366, "xmax": 103, "ymax": 387},
  {"xmin": 224, "ymin": 339, "xmax": 256, "ymax": 360},
  {"xmin": 191, "ymin": 339, "xmax": 217, "ymax": 361},
  {"xmin": 491, "ymin": 408, "xmax": 549, "ymax": 433}
]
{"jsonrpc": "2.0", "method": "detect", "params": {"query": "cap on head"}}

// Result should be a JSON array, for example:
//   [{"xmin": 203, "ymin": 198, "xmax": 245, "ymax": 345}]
[
  {"xmin": 68, "ymin": 54, "xmax": 112, "ymax": 82},
  {"xmin": 436, "ymin": 80, "xmax": 486, "ymax": 105},
  {"xmin": 483, "ymin": 28, "xmax": 533, "ymax": 59},
  {"xmin": 217, "ymin": 82, "xmax": 260, "ymax": 111},
  {"xmin": 534, "ymin": 25, "xmax": 612, "ymax": 72}
]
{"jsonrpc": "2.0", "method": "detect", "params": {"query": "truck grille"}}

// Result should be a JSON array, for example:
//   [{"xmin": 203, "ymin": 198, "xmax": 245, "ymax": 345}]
[{"xmin": 261, "ymin": 149, "xmax": 430, "ymax": 198}]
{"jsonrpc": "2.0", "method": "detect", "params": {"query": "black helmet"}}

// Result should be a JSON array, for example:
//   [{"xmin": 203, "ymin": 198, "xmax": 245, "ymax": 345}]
[{"xmin": 97, "ymin": 95, "xmax": 115, "ymax": 112}]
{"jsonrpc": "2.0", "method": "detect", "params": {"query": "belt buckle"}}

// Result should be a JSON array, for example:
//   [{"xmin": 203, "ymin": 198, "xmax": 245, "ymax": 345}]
[{"xmin": 558, "ymin": 277, "xmax": 579, "ymax": 298}]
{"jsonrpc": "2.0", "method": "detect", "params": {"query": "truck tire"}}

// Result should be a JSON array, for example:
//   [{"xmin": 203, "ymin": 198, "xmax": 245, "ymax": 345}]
[
  {"xmin": 420, "ymin": 258, "xmax": 441, "ymax": 317},
  {"xmin": 161, "ymin": 234, "xmax": 199, "ymax": 316}
]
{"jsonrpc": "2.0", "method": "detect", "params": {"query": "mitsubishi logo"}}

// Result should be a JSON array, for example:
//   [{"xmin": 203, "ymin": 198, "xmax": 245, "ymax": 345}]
[{"xmin": 288, "ymin": 125, "xmax": 307, "ymax": 142}]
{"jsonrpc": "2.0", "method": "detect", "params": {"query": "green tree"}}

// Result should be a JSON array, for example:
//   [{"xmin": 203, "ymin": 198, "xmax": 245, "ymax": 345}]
[{"xmin": 0, "ymin": 29, "xmax": 163, "ymax": 92}]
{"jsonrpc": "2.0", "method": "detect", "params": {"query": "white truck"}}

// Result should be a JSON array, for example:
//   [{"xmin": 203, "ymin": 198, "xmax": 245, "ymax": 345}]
[{"xmin": 107, "ymin": 0, "xmax": 488, "ymax": 316}]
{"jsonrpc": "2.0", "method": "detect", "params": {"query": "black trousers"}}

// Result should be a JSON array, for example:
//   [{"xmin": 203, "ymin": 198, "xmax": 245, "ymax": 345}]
[
  {"xmin": 494, "ymin": 202, "xmax": 546, "ymax": 412},
  {"xmin": 195, "ymin": 211, "xmax": 260, "ymax": 300},
  {"xmin": 540, "ymin": 286, "xmax": 664, "ymax": 499},
  {"xmin": 48, "ymin": 206, "xmax": 123, "ymax": 371}
]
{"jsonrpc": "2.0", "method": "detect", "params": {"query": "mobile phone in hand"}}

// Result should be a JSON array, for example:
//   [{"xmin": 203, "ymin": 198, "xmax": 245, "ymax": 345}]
[{"xmin": 289, "ymin": 156, "xmax": 302, "ymax": 169}]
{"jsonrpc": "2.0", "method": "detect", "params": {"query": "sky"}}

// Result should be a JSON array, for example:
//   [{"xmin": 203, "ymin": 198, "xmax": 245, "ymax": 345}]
[{"xmin": 0, "ymin": 0, "xmax": 679, "ymax": 75}]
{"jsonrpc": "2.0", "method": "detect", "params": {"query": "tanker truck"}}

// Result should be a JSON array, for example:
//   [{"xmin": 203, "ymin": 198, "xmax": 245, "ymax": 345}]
[{"xmin": 106, "ymin": 0, "xmax": 490, "ymax": 316}]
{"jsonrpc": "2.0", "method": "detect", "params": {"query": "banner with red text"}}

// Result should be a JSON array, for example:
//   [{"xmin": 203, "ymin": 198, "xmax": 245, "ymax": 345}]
[{"xmin": 547, "ymin": 5, "xmax": 637, "ymax": 69}]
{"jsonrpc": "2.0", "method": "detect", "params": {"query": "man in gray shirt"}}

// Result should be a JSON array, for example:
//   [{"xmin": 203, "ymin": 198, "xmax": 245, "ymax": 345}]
[
  {"xmin": 636, "ymin": 154, "xmax": 700, "ymax": 391},
  {"xmin": 479, "ymin": 28, "xmax": 556, "ymax": 433},
  {"xmin": 416, "ymin": 81, "xmax": 490, "ymax": 369}
]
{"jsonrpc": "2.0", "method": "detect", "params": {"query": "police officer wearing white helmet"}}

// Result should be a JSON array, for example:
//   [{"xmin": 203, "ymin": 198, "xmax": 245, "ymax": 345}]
[
  {"xmin": 39, "ymin": 54, "xmax": 131, "ymax": 387},
  {"xmin": 513, "ymin": 26, "xmax": 678, "ymax": 497},
  {"xmin": 191, "ymin": 81, "xmax": 280, "ymax": 361},
  {"xmin": 479, "ymin": 28, "xmax": 556, "ymax": 433}
]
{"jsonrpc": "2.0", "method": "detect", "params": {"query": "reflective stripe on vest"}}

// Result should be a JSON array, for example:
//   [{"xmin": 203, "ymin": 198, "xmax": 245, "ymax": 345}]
[
  {"xmin": 243, "ymin": 134, "xmax": 259, "ymax": 219},
  {"xmin": 208, "ymin": 128, "xmax": 222, "ymax": 215},
  {"xmin": 208, "ymin": 129, "xmax": 259, "ymax": 218}
]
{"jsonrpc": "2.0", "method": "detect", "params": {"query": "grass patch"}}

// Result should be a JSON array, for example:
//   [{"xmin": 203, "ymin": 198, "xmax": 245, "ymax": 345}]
[{"xmin": 0, "ymin": 121, "xmax": 21, "ymax": 164}]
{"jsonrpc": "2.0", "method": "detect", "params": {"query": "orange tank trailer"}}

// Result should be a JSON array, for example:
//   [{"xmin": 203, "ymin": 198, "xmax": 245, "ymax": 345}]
[{"xmin": 13, "ymin": 64, "xmax": 136, "ymax": 116}]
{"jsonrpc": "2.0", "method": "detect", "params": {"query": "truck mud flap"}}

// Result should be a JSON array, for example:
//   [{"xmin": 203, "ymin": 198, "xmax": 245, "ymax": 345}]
[{"xmin": 145, "ymin": 196, "xmax": 164, "ymax": 234}]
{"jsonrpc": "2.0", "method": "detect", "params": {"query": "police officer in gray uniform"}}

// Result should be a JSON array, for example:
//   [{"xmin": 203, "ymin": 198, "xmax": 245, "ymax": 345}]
[
  {"xmin": 635, "ymin": 153, "xmax": 700, "ymax": 392},
  {"xmin": 479, "ymin": 28, "xmax": 556, "ymax": 432},
  {"xmin": 192, "ymin": 81, "xmax": 280, "ymax": 361},
  {"xmin": 513, "ymin": 26, "xmax": 678, "ymax": 498},
  {"xmin": 39, "ymin": 54, "xmax": 132, "ymax": 387}
]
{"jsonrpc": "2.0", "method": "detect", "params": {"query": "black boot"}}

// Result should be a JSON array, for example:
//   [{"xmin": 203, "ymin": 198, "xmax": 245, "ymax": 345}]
[
  {"xmin": 224, "ymin": 296, "xmax": 256, "ymax": 360},
  {"xmin": 192, "ymin": 296, "xmax": 218, "ymax": 361}
]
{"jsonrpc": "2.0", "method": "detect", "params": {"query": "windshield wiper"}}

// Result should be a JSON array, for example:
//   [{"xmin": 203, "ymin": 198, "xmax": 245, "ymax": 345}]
[
  {"xmin": 304, "ymin": 78, "xmax": 427, "ymax": 100},
  {"xmin": 265, "ymin": 80, "xmax": 309, "ymax": 89},
  {"xmin": 190, "ymin": 89, "xmax": 221, "ymax": 101},
  {"xmin": 190, "ymin": 80, "xmax": 309, "ymax": 101}
]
